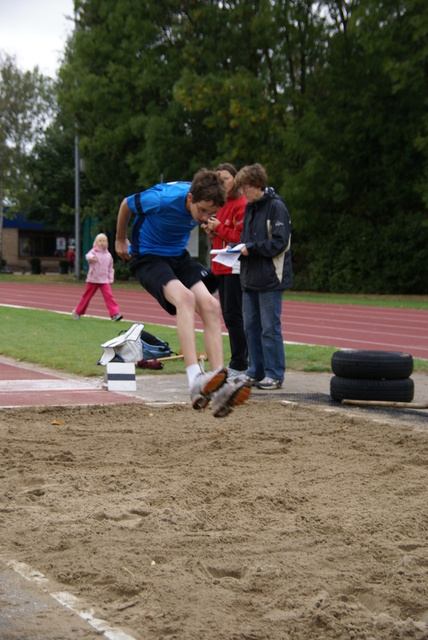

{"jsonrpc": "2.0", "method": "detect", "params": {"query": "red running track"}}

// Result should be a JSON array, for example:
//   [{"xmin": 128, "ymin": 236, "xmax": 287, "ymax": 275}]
[{"xmin": 1, "ymin": 281, "xmax": 428, "ymax": 359}]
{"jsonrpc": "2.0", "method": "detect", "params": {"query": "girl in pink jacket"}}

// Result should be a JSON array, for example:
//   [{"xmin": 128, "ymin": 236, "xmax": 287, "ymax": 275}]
[{"xmin": 73, "ymin": 233, "xmax": 122, "ymax": 321}]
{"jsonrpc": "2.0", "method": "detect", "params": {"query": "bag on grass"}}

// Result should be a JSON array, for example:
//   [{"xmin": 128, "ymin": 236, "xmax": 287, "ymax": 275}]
[
  {"xmin": 140, "ymin": 329, "xmax": 173, "ymax": 360},
  {"xmin": 98, "ymin": 323, "xmax": 144, "ymax": 365}
]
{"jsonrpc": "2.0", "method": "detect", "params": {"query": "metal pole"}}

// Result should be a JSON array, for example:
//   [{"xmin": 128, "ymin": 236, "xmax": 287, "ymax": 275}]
[
  {"xmin": 74, "ymin": 9, "xmax": 80, "ymax": 279},
  {"xmin": 74, "ymin": 122, "xmax": 80, "ymax": 278}
]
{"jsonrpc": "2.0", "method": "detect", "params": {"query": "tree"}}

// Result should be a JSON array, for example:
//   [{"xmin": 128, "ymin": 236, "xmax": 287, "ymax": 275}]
[
  {"xmin": 0, "ymin": 52, "xmax": 55, "ymax": 261},
  {"xmin": 26, "ymin": 116, "xmax": 82, "ymax": 233},
  {"xmin": 54, "ymin": 0, "xmax": 428, "ymax": 292},
  {"xmin": 283, "ymin": 0, "xmax": 428, "ymax": 293},
  {"xmin": 58, "ymin": 0, "xmax": 192, "ymax": 230}
]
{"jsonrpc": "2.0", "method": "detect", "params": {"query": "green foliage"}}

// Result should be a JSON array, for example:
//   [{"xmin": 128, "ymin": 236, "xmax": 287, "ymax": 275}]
[
  {"xmin": 0, "ymin": 52, "xmax": 56, "ymax": 261},
  {"xmin": 25, "ymin": 118, "xmax": 78, "ymax": 231},
  {"xmin": 285, "ymin": 0, "xmax": 428, "ymax": 293},
  {"xmin": 0, "ymin": 53, "xmax": 55, "ymax": 205},
  {"xmin": 3, "ymin": 1, "xmax": 428, "ymax": 293},
  {"xmin": 114, "ymin": 260, "xmax": 134, "ymax": 281}
]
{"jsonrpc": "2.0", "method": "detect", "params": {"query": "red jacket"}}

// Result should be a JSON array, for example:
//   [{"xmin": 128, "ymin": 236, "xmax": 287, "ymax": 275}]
[{"xmin": 210, "ymin": 194, "xmax": 247, "ymax": 275}]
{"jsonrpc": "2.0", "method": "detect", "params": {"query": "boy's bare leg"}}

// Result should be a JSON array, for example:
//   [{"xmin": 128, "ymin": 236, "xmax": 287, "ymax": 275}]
[
  {"xmin": 162, "ymin": 279, "xmax": 200, "ymax": 367},
  {"xmin": 163, "ymin": 279, "xmax": 249, "ymax": 415},
  {"xmin": 191, "ymin": 281, "xmax": 224, "ymax": 370},
  {"xmin": 163, "ymin": 279, "xmax": 224, "ymax": 370},
  {"xmin": 163, "ymin": 279, "xmax": 227, "ymax": 411}
]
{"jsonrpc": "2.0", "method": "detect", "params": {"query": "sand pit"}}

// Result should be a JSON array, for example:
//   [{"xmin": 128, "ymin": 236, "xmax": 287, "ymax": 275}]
[{"xmin": 0, "ymin": 400, "xmax": 427, "ymax": 639}]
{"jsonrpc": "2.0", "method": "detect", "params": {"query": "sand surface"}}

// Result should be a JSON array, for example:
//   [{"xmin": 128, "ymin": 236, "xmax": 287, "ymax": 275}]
[{"xmin": 1, "ymin": 400, "xmax": 427, "ymax": 639}]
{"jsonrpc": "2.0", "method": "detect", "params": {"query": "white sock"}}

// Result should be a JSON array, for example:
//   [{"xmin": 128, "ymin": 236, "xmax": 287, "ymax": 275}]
[{"xmin": 187, "ymin": 364, "xmax": 202, "ymax": 387}]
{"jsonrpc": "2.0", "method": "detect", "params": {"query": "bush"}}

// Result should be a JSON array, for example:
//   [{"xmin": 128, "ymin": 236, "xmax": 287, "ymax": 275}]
[
  {"xmin": 114, "ymin": 260, "xmax": 133, "ymax": 281},
  {"xmin": 29, "ymin": 257, "xmax": 42, "ymax": 274},
  {"xmin": 59, "ymin": 259, "xmax": 69, "ymax": 274}
]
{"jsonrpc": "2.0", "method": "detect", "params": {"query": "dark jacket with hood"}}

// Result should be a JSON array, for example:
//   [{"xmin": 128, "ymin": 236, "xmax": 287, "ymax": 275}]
[{"xmin": 239, "ymin": 187, "xmax": 292, "ymax": 291}]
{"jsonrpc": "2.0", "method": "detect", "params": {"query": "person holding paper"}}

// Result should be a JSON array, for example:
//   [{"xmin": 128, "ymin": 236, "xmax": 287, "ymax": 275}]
[
  {"xmin": 235, "ymin": 164, "xmax": 293, "ymax": 390},
  {"xmin": 114, "ymin": 168, "xmax": 251, "ymax": 417},
  {"xmin": 202, "ymin": 163, "xmax": 248, "ymax": 378}
]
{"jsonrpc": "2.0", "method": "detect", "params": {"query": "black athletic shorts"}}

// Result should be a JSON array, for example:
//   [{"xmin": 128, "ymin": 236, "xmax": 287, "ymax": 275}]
[{"xmin": 129, "ymin": 251, "xmax": 212, "ymax": 315}]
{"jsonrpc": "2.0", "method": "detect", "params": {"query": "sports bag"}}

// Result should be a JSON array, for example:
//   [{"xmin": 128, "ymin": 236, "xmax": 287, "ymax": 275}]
[
  {"xmin": 140, "ymin": 329, "xmax": 173, "ymax": 360},
  {"xmin": 98, "ymin": 323, "xmax": 144, "ymax": 365}
]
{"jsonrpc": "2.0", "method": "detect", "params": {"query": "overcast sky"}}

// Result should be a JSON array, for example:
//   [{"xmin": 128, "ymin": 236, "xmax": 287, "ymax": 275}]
[{"xmin": 0, "ymin": 0, "xmax": 75, "ymax": 77}]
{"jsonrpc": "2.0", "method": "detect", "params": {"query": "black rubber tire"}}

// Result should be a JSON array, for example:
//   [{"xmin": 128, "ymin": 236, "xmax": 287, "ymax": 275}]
[
  {"xmin": 330, "ymin": 376, "xmax": 415, "ymax": 403},
  {"xmin": 331, "ymin": 350, "xmax": 413, "ymax": 380}
]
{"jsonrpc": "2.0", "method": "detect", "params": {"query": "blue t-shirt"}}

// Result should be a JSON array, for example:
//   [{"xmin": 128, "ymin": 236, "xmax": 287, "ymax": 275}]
[{"xmin": 127, "ymin": 182, "xmax": 198, "ymax": 257}]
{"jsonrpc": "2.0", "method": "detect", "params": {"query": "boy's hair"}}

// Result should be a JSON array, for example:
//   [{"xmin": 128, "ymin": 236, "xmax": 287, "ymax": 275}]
[
  {"xmin": 94, "ymin": 233, "xmax": 108, "ymax": 248},
  {"xmin": 235, "ymin": 163, "xmax": 268, "ymax": 191},
  {"xmin": 190, "ymin": 168, "xmax": 227, "ymax": 207},
  {"xmin": 214, "ymin": 162, "xmax": 240, "ymax": 199}
]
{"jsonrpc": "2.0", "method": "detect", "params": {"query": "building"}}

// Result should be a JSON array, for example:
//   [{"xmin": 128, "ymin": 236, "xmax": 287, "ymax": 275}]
[{"xmin": 1, "ymin": 211, "xmax": 73, "ymax": 273}]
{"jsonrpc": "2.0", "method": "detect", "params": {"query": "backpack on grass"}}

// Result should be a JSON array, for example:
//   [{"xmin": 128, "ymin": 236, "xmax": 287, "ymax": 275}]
[{"xmin": 140, "ymin": 329, "xmax": 173, "ymax": 360}]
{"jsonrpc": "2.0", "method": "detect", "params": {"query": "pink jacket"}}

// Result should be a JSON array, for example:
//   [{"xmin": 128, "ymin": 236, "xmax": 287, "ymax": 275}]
[{"xmin": 85, "ymin": 247, "xmax": 115, "ymax": 284}]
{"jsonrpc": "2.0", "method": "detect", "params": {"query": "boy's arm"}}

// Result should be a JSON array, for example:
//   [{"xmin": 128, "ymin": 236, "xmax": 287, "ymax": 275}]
[{"xmin": 115, "ymin": 198, "xmax": 132, "ymax": 260}]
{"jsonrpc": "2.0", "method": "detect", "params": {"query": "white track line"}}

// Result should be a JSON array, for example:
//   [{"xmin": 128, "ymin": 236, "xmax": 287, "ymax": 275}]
[
  {"xmin": 6, "ymin": 560, "xmax": 137, "ymax": 640},
  {"xmin": 0, "ymin": 380, "xmax": 99, "ymax": 391}
]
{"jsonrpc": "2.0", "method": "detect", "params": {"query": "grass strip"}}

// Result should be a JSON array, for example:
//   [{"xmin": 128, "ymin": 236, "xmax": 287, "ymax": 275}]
[{"xmin": 0, "ymin": 306, "xmax": 347, "ymax": 377}]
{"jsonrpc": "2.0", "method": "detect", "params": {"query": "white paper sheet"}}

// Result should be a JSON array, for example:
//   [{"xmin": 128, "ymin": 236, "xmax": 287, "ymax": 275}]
[{"xmin": 211, "ymin": 244, "xmax": 244, "ymax": 267}]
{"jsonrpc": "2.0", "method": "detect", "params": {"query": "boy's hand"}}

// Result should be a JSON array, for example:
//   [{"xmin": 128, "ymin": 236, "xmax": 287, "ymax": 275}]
[
  {"xmin": 206, "ymin": 216, "xmax": 220, "ymax": 231},
  {"xmin": 115, "ymin": 239, "xmax": 131, "ymax": 260}
]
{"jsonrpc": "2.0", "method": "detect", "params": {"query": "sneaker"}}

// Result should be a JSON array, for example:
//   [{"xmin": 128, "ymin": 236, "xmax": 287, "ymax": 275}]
[
  {"xmin": 111, "ymin": 313, "xmax": 123, "ymax": 322},
  {"xmin": 212, "ymin": 379, "xmax": 252, "ymax": 418},
  {"xmin": 72, "ymin": 310, "xmax": 80, "ymax": 320},
  {"xmin": 236, "ymin": 374, "xmax": 260, "ymax": 387},
  {"xmin": 191, "ymin": 367, "xmax": 228, "ymax": 410},
  {"xmin": 256, "ymin": 377, "xmax": 283, "ymax": 390},
  {"xmin": 226, "ymin": 367, "xmax": 245, "ymax": 379}
]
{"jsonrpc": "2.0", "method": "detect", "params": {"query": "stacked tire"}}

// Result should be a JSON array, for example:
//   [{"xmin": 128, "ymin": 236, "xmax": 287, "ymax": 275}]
[{"xmin": 330, "ymin": 350, "xmax": 414, "ymax": 403}]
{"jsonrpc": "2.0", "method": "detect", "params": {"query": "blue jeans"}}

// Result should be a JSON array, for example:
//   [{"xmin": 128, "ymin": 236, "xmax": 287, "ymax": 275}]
[{"xmin": 242, "ymin": 289, "xmax": 285, "ymax": 381}]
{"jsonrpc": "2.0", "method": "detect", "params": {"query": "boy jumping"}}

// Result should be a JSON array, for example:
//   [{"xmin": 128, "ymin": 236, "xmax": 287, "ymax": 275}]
[{"xmin": 115, "ymin": 168, "xmax": 251, "ymax": 417}]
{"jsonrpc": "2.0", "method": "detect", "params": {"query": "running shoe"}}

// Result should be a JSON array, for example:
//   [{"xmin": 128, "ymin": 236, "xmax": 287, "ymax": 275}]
[
  {"xmin": 256, "ymin": 377, "xmax": 283, "ymax": 390},
  {"xmin": 72, "ymin": 310, "xmax": 80, "ymax": 320},
  {"xmin": 236, "ymin": 374, "xmax": 260, "ymax": 387},
  {"xmin": 211, "ymin": 379, "xmax": 252, "ymax": 418},
  {"xmin": 111, "ymin": 313, "xmax": 123, "ymax": 322},
  {"xmin": 226, "ymin": 367, "xmax": 245, "ymax": 379},
  {"xmin": 191, "ymin": 366, "xmax": 228, "ymax": 410}
]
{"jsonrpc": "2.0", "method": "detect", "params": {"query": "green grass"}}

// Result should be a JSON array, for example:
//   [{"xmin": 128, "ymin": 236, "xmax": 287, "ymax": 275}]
[
  {"xmin": 0, "ymin": 306, "xmax": 427, "ymax": 377},
  {"xmin": 286, "ymin": 291, "xmax": 428, "ymax": 310}
]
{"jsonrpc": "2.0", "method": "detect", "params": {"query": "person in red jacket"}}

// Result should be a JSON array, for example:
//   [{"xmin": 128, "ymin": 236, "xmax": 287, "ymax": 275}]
[
  {"xmin": 66, "ymin": 246, "xmax": 76, "ymax": 273},
  {"xmin": 202, "ymin": 163, "xmax": 248, "ymax": 377},
  {"xmin": 72, "ymin": 233, "xmax": 122, "ymax": 321}
]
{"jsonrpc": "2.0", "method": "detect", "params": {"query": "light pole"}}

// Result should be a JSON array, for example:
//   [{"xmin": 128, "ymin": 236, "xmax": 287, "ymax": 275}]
[
  {"xmin": 74, "ymin": 120, "xmax": 80, "ymax": 279},
  {"xmin": 74, "ymin": 8, "xmax": 80, "ymax": 279}
]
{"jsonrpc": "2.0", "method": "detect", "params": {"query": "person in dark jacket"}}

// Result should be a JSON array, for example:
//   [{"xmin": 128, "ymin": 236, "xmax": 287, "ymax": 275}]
[{"xmin": 235, "ymin": 164, "xmax": 292, "ymax": 390}]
